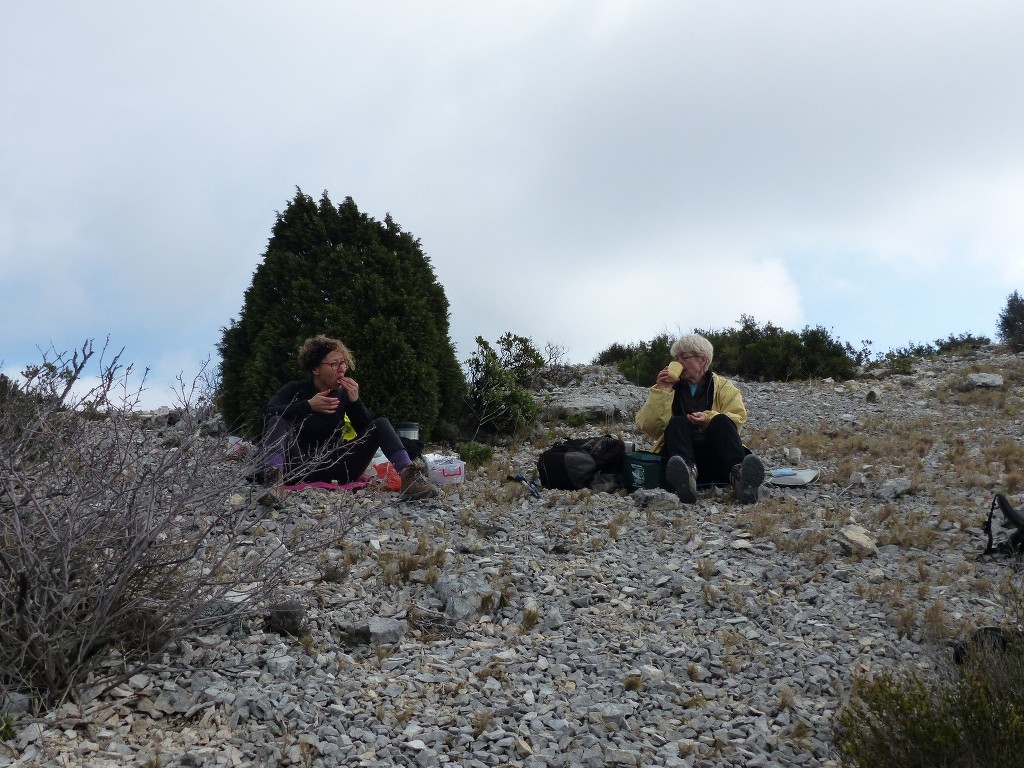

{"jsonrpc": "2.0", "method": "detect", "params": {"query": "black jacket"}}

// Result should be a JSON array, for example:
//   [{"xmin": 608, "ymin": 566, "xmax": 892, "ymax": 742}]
[{"xmin": 263, "ymin": 379, "xmax": 373, "ymax": 454}]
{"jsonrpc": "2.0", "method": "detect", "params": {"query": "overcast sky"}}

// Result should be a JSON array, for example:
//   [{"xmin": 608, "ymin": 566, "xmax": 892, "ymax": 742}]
[{"xmin": 3, "ymin": 1, "xmax": 1023, "ymax": 409}]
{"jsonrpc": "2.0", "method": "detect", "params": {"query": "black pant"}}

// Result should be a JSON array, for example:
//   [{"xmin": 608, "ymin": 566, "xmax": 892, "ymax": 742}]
[
  {"xmin": 268, "ymin": 416, "xmax": 407, "ymax": 484},
  {"xmin": 662, "ymin": 413, "xmax": 746, "ymax": 485}
]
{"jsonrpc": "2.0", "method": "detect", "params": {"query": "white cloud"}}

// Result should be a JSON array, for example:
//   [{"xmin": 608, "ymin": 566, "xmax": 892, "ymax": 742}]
[{"xmin": 3, "ymin": 1, "xmax": 1024, "ymax": 406}]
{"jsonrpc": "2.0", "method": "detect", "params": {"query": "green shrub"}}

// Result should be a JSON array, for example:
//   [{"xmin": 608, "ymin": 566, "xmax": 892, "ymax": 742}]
[
  {"xmin": 592, "ymin": 341, "xmax": 635, "ymax": 367},
  {"xmin": 463, "ymin": 333, "xmax": 542, "ymax": 440},
  {"xmin": 934, "ymin": 332, "xmax": 990, "ymax": 354},
  {"xmin": 592, "ymin": 332, "xmax": 675, "ymax": 386},
  {"xmin": 998, "ymin": 290, "xmax": 1024, "ymax": 351},
  {"xmin": 217, "ymin": 189, "xmax": 465, "ymax": 440},
  {"xmin": 494, "ymin": 331, "xmax": 545, "ymax": 387},
  {"xmin": 596, "ymin": 317, "xmax": 860, "ymax": 384},
  {"xmin": 0, "ymin": 711, "xmax": 14, "ymax": 741},
  {"xmin": 563, "ymin": 412, "xmax": 588, "ymax": 428},
  {"xmin": 862, "ymin": 332, "xmax": 990, "ymax": 376},
  {"xmin": 834, "ymin": 640, "xmax": 1024, "ymax": 767},
  {"xmin": 456, "ymin": 441, "xmax": 494, "ymax": 469},
  {"xmin": 429, "ymin": 420, "xmax": 461, "ymax": 447},
  {"xmin": 701, "ymin": 315, "xmax": 859, "ymax": 381}
]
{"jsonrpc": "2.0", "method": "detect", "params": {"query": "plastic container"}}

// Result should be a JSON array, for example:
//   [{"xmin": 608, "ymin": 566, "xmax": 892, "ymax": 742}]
[
  {"xmin": 396, "ymin": 422, "xmax": 420, "ymax": 440},
  {"xmin": 424, "ymin": 453, "xmax": 466, "ymax": 485}
]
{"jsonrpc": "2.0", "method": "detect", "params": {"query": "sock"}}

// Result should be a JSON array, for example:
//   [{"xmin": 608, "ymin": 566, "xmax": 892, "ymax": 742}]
[{"xmin": 389, "ymin": 450, "xmax": 412, "ymax": 472}]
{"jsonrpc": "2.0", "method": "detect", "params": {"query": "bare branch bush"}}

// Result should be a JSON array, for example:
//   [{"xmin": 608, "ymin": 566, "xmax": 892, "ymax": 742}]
[{"xmin": 1, "ymin": 341, "xmax": 372, "ymax": 712}]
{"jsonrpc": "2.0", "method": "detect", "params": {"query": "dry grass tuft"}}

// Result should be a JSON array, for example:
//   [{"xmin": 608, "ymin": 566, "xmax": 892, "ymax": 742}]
[
  {"xmin": 695, "ymin": 558, "xmax": 717, "ymax": 580},
  {"xmin": 470, "ymin": 709, "xmax": 493, "ymax": 737},
  {"xmin": 623, "ymin": 673, "xmax": 644, "ymax": 692},
  {"xmin": 519, "ymin": 604, "xmax": 541, "ymax": 634}
]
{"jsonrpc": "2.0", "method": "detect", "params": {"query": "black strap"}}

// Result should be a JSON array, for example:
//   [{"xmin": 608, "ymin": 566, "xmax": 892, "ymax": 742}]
[
  {"xmin": 984, "ymin": 494, "xmax": 998, "ymax": 556},
  {"xmin": 982, "ymin": 493, "xmax": 1024, "ymax": 558}
]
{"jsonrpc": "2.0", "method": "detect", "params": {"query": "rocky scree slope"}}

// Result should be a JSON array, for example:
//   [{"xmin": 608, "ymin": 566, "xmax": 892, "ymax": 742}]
[{"xmin": 4, "ymin": 348, "xmax": 1024, "ymax": 768}]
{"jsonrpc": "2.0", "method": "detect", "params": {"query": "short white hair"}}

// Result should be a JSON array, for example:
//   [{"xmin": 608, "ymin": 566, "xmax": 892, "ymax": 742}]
[{"xmin": 669, "ymin": 334, "xmax": 714, "ymax": 366}]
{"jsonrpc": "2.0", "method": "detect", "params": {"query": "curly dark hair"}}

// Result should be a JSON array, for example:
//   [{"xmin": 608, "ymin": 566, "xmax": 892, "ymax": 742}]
[{"xmin": 297, "ymin": 336, "xmax": 355, "ymax": 373}]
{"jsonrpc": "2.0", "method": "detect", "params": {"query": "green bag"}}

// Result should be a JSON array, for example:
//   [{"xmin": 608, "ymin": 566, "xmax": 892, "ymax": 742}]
[{"xmin": 621, "ymin": 450, "xmax": 664, "ymax": 491}]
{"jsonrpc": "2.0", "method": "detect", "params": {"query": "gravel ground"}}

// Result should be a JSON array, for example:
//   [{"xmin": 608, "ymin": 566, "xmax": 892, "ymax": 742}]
[{"xmin": 4, "ymin": 349, "xmax": 1024, "ymax": 767}]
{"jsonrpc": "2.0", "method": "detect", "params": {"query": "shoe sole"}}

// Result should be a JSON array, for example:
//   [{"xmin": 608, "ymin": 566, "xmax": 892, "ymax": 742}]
[
  {"xmin": 666, "ymin": 456, "xmax": 697, "ymax": 503},
  {"xmin": 738, "ymin": 455, "xmax": 765, "ymax": 504}
]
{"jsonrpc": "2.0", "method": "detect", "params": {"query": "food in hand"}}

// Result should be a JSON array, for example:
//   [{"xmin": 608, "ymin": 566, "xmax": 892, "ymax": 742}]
[{"xmin": 667, "ymin": 361, "xmax": 684, "ymax": 381}]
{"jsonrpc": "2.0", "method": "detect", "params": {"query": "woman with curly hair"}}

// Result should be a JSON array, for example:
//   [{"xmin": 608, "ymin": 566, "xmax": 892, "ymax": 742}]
[{"xmin": 262, "ymin": 335, "xmax": 436, "ymax": 500}]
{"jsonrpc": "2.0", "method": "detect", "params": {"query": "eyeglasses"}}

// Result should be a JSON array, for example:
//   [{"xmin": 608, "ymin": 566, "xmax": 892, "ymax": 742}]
[
  {"xmin": 677, "ymin": 354, "xmax": 702, "ymax": 361},
  {"xmin": 321, "ymin": 359, "xmax": 347, "ymax": 369}
]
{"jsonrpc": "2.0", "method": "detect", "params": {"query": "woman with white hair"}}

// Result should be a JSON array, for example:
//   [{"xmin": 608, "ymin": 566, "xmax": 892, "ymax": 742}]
[{"xmin": 635, "ymin": 333, "xmax": 764, "ymax": 504}]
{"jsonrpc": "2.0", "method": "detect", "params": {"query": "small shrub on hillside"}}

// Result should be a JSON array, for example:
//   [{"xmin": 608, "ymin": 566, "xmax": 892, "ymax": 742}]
[
  {"xmin": 872, "ymin": 333, "xmax": 992, "ymax": 375},
  {"xmin": 701, "ymin": 315, "xmax": 860, "ymax": 381},
  {"xmin": 563, "ymin": 412, "xmax": 587, "ymax": 428},
  {"xmin": 429, "ymin": 420, "xmax": 461, "ymax": 447},
  {"xmin": 463, "ymin": 333, "xmax": 542, "ymax": 440},
  {"xmin": 0, "ymin": 711, "xmax": 14, "ymax": 740},
  {"xmin": 998, "ymin": 290, "xmax": 1024, "ymax": 351},
  {"xmin": 1, "ymin": 341, "xmax": 363, "ymax": 711},
  {"xmin": 592, "ymin": 341, "xmax": 634, "ymax": 367},
  {"xmin": 0, "ymin": 373, "xmax": 26, "ymax": 409},
  {"xmin": 592, "ymin": 332, "xmax": 675, "ymax": 386},
  {"xmin": 934, "ymin": 332, "xmax": 990, "ymax": 354},
  {"xmin": 596, "ymin": 317, "xmax": 860, "ymax": 384},
  {"xmin": 457, "ymin": 441, "xmax": 494, "ymax": 469},
  {"xmin": 834, "ymin": 640, "xmax": 1024, "ymax": 766}
]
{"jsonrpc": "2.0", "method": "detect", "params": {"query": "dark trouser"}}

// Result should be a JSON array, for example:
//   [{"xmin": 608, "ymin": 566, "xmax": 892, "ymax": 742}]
[
  {"xmin": 662, "ymin": 414, "xmax": 746, "ymax": 485},
  {"xmin": 267, "ymin": 417, "xmax": 407, "ymax": 485}
]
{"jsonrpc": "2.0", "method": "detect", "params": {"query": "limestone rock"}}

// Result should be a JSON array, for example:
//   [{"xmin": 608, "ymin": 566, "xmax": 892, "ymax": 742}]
[
  {"xmin": 966, "ymin": 372, "xmax": 1004, "ymax": 389},
  {"xmin": 839, "ymin": 524, "xmax": 878, "ymax": 556}
]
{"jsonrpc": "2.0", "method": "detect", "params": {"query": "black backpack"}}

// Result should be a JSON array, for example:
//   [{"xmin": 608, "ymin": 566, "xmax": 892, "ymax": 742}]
[
  {"xmin": 537, "ymin": 435, "xmax": 626, "ymax": 491},
  {"xmin": 983, "ymin": 493, "xmax": 1024, "ymax": 556}
]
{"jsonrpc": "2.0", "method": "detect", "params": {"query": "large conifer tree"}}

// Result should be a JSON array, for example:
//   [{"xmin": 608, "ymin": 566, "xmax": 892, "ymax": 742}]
[{"xmin": 218, "ymin": 189, "xmax": 465, "ymax": 438}]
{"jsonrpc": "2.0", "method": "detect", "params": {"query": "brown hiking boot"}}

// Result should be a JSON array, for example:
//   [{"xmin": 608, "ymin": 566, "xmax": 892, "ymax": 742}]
[{"xmin": 399, "ymin": 463, "xmax": 438, "ymax": 501}]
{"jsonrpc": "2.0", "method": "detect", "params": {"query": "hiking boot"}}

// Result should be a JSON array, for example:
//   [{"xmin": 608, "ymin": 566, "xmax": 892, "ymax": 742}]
[
  {"xmin": 731, "ymin": 454, "xmax": 765, "ymax": 504},
  {"xmin": 255, "ymin": 465, "xmax": 285, "ymax": 507},
  {"xmin": 399, "ymin": 463, "xmax": 438, "ymax": 501},
  {"xmin": 666, "ymin": 455, "xmax": 697, "ymax": 503},
  {"xmin": 264, "ymin": 466, "xmax": 284, "ymax": 487}
]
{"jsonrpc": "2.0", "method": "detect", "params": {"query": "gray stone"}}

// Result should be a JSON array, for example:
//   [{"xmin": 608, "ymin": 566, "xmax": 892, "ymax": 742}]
[
  {"xmin": 16, "ymin": 723, "xmax": 43, "ymax": 752},
  {"xmin": 874, "ymin": 478, "xmax": 912, "ymax": 499},
  {"xmin": 966, "ymin": 372, "xmax": 1004, "ymax": 389},
  {"xmin": 434, "ymin": 576, "xmax": 492, "ymax": 622},
  {"xmin": 368, "ymin": 617, "xmax": 408, "ymax": 644},
  {"xmin": 838, "ymin": 525, "xmax": 878, "ymax": 556},
  {"xmin": 265, "ymin": 654, "xmax": 297, "ymax": 678},
  {"xmin": 1, "ymin": 691, "xmax": 31, "ymax": 715}
]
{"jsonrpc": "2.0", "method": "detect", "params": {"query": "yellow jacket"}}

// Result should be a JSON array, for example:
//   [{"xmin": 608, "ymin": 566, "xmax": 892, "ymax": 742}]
[{"xmin": 635, "ymin": 372, "xmax": 747, "ymax": 453}]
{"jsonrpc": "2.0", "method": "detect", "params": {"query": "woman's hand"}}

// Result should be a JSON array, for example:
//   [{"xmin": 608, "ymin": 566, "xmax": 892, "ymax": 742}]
[
  {"xmin": 655, "ymin": 367, "xmax": 676, "ymax": 390},
  {"xmin": 687, "ymin": 411, "xmax": 709, "ymax": 427},
  {"xmin": 309, "ymin": 389, "xmax": 340, "ymax": 414},
  {"xmin": 337, "ymin": 376, "xmax": 360, "ymax": 402}
]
